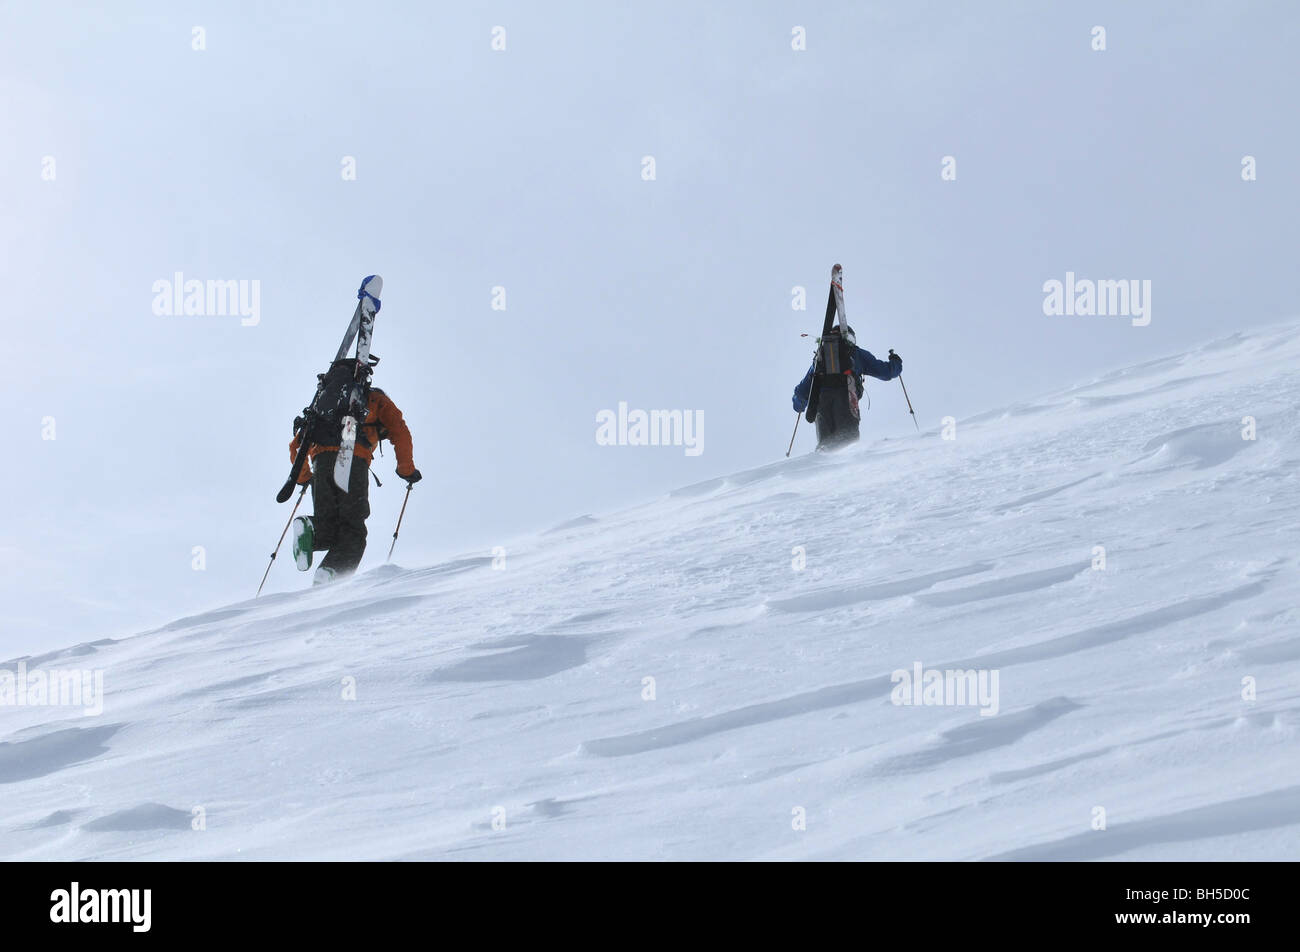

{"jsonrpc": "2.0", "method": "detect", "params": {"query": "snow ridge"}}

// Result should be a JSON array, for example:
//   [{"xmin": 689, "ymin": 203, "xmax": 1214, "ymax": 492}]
[{"xmin": 3, "ymin": 322, "xmax": 1300, "ymax": 860}]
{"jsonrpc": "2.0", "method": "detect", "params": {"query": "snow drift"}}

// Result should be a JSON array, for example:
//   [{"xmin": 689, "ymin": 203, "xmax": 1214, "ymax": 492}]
[{"xmin": 4, "ymin": 321, "xmax": 1300, "ymax": 860}]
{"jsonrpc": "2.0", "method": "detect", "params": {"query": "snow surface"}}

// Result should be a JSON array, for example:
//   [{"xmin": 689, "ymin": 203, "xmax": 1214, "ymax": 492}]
[{"xmin": 4, "ymin": 322, "xmax": 1299, "ymax": 861}]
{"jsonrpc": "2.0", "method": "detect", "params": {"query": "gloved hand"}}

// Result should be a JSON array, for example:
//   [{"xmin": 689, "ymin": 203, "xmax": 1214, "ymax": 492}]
[
  {"xmin": 792, "ymin": 393, "xmax": 806, "ymax": 413},
  {"xmin": 888, "ymin": 349, "xmax": 902, "ymax": 370},
  {"xmin": 398, "ymin": 467, "xmax": 422, "ymax": 485}
]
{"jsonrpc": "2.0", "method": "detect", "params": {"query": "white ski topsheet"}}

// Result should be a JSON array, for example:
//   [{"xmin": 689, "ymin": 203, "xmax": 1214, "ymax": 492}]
[
  {"xmin": 332, "ymin": 275, "xmax": 382, "ymax": 491},
  {"xmin": 334, "ymin": 275, "xmax": 382, "ymax": 362},
  {"xmin": 831, "ymin": 264, "xmax": 859, "ymax": 419},
  {"xmin": 360, "ymin": 274, "xmax": 382, "ymax": 310},
  {"xmin": 832, "ymin": 263, "xmax": 847, "ymax": 332},
  {"xmin": 4, "ymin": 320, "xmax": 1300, "ymax": 860},
  {"xmin": 356, "ymin": 275, "xmax": 382, "ymax": 361},
  {"xmin": 333, "ymin": 416, "xmax": 357, "ymax": 490}
]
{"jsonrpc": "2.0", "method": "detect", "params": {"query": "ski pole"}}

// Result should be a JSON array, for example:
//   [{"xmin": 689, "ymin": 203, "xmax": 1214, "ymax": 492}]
[
  {"xmin": 890, "ymin": 349, "xmax": 919, "ymax": 431},
  {"xmin": 386, "ymin": 483, "xmax": 414, "ymax": 562},
  {"xmin": 257, "ymin": 483, "xmax": 308, "ymax": 596},
  {"xmin": 785, "ymin": 412, "xmax": 801, "ymax": 457}
]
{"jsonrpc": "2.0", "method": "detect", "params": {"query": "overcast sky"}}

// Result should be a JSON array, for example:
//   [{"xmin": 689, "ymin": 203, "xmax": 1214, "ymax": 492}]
[{"xmin": 3, "ymin": 0, "xmax": 1297, "ymax": 653}]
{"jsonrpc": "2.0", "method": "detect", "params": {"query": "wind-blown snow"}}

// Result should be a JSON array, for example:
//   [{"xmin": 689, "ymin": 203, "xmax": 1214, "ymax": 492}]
[{"xmin": 4, "ymin": 322, "xmax": 1300, "ymax": 860}]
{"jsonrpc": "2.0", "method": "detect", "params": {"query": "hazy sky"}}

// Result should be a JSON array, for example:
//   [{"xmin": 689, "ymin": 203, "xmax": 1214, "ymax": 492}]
[{"xmin": 3, "ymin": 1, "xmax": 1297, "ymax": 653}]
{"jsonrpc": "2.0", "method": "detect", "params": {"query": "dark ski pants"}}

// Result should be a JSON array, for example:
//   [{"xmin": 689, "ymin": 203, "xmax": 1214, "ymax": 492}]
[
  {"xmin": 814, "ymin": 384, "xmax": 860, "ymax": 450},
  {"xmin": 311, "ymin": 451, "xmax": 370, "ymax": 577}
]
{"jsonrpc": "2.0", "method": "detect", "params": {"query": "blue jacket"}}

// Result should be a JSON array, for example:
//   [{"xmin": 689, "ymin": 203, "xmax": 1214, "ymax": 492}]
[{"xmin": 793, "ymin": 346, "xmax": 900, "ymax": 413}]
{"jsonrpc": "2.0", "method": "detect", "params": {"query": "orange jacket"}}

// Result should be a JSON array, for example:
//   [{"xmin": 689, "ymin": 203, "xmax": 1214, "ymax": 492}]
[{"xmin": 290, "ymin": 389, "xmax": 415, "ymax": 484}]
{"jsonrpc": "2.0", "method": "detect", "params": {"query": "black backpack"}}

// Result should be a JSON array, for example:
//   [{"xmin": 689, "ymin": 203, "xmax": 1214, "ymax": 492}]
[
  {"xmin": 815, "ymin": 329, "xmax": 864, "ymax": 396},
  {"xmin": 295, "ymin": 358, "xmax": 372, "ymax": 447}
]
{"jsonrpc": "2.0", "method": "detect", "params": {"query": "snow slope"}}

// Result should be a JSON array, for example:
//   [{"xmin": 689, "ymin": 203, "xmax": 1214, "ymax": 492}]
[{"xmin": 4, "ymin": 322, "xmax": 1300, "ymax": 861}]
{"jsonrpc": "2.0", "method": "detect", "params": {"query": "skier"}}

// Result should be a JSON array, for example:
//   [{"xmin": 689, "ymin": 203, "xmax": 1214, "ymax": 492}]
[
  {"xmin": 287, "ymin": 375, "xmax": 421, "ymax": 584},
  {"xmin": 792, "ymin": 327, "xmax": 902, "ymax": 449}
]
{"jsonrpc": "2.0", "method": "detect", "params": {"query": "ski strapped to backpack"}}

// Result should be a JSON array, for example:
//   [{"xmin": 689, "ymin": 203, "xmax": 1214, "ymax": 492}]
[
  {"xmin": 804, "ymin": 264, "xmax": 863, "ymax": 423},
  {"xmin": 831, "ymin": 267, "xmax": 861, "ymax": 421},
  {"xmin": 275, "ymin": 275, "xmax": 383, "ymax": 503},
  {"xmin": 332, "ymin": 276, "xmax": 382, "ymax": 491},
  {"xmin": 803, "ymin": 264, "xmax": 840, "ymax": 424}
]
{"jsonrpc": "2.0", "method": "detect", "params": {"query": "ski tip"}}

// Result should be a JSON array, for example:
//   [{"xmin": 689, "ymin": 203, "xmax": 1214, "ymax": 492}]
[{"xmin": 358, "ymin": 275, "xmax": 383, "ymax": 310}]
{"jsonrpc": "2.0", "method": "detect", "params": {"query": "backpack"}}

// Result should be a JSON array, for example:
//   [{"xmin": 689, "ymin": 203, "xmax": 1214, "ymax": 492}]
[
  {"xmin": 815, "ymin": 329, "xmax": 864, "ymax": 397},
  {"xmin": 295, "ymin": 358, "xmax": 372, "ymax": 448}
]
